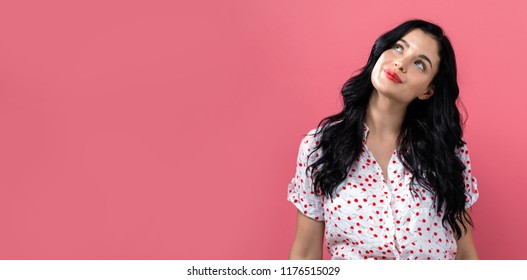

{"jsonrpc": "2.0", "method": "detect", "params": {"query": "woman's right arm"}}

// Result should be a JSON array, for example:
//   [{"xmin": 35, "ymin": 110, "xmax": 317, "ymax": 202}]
[{"xmin": 288, "ymin": 209, "xmax": 325, "ymax": 260}]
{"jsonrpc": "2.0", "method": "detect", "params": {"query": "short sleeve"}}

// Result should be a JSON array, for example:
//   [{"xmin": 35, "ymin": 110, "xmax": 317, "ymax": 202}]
[
  {"xmin": 455, "ymin": 143, "xmax": 479, "ymax": 209},
  {"xmin": 287, "ymin": 130, "xmax": 325, "ymax": 221}
]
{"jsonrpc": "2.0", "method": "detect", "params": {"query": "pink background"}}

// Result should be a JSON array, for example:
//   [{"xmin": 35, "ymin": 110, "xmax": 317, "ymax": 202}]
[{"xmin": 0, "ymin": 0, "xmax": 525, "ymax": 260}]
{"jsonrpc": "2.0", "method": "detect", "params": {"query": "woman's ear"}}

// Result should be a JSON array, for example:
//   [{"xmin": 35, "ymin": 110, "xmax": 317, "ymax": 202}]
[{"xmin": 418, "ymin": 86, "xmax": 435, "ymax": 100}]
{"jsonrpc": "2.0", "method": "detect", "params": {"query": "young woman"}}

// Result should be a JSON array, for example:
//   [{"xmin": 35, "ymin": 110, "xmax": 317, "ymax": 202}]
[{"xmin": 287, "ymin": 19, "xmax": 479, "ymax": 260}]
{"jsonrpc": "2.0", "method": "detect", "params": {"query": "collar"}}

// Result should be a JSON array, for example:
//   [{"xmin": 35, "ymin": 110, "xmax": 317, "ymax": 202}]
[{"xmin": 362, "ymin": 123, "xmax": 369, "ymax": 143}]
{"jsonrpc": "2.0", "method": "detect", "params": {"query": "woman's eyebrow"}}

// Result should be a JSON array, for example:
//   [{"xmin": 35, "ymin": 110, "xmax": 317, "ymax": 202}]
[
  {"xmin": 399, "ymin": 38, "xmax": 411, "ymax": 48},
  {"xmin": 418, "ymin": 54, "xmax": 433, "ymax": 69},
  {"xmin": 399, "ymin": 39, "xmax": 434, "ymax": 69}
]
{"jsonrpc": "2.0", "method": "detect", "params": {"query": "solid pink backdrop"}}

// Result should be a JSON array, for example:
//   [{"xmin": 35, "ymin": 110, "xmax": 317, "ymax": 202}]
[{"xmin": 0, "ymin": 0, "xmax": 525, "ymax": 259}]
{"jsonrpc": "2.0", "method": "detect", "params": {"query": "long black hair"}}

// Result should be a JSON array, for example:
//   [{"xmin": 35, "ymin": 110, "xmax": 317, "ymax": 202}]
[{"xmin": 307, "ymin": 19, "xmax": 472, "ymax": 239}]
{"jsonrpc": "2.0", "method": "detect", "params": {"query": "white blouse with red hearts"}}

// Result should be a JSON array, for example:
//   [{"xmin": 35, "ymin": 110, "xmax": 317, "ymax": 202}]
[{"xmin": 287, "ymin": 125, "xmax": 479, "ymax": 260}]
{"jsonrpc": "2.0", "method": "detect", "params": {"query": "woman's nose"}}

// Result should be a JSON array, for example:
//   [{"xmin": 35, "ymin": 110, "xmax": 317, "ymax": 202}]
[{"xmin": 394, "ymin": 61, "xmax": 407, "ymax": 72}]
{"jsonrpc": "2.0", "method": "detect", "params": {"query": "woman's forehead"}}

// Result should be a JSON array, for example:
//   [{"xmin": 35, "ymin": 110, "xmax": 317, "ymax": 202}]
[{"xmin": 399, "ymin": 29, "xmax": 441, "ymax": 63}]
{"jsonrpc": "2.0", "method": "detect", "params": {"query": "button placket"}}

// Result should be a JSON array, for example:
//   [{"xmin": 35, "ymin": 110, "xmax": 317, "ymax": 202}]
[
  {"xmin": 384, "ymin": 152, "xmax": 403, "ymax": 257},
  {"xmin": 365, "ymin": 146, "xmax": 401, "ymax": 259}
]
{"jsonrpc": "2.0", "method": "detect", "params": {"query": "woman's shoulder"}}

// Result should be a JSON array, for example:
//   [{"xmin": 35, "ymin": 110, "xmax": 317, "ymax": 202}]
[
  {"xmin": 301, "ymin": 122, "xmax": 340, "ymax": 142},
  {"xmin": 454, "ymin": 141, "xmax": 472, "ymax": 157},
  {"xmin": 300, "ymin": 127, "xmax": 322, "ymax": 146},
  {"xmin": 294, "ymin": 127, "xmax": 324, "ymax": 160},
  {"xmin": 298, "ymin": 121, "xmax": 348, "ymax": 152}
]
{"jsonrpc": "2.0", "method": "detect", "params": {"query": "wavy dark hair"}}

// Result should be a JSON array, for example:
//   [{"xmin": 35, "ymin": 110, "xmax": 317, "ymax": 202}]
[{"xmin": 307, "ymin": 19, "xmax": 472, "ymax": 239}]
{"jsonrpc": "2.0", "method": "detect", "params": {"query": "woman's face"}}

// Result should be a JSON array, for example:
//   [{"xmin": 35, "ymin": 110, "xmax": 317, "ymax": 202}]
[{"xmin": 371, "ymin": 28, "xmax": 441, "ymax": 104}]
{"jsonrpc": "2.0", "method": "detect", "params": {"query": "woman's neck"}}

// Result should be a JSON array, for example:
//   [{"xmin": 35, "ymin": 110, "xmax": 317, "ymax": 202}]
[{"xmin": 365, "ymin": 90, "xmax": 406, "ymax": 138}]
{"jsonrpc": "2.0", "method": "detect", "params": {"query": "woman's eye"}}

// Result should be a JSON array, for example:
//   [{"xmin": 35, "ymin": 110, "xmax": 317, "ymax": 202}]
[
  {"xmin": 393, "ymin": 44, "xmax": 403, "ymax": 52},
  {"xmin": 415, "ymin": 60, "xmax": 425, "ymax": 71}
]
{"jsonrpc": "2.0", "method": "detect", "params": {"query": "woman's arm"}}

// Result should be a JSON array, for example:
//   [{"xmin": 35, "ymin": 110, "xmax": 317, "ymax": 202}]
[
  {"xmin": 288, "ymin": 209, "xmax": 325, "ymax": 260},
  {"xmin": 455, "ymin": 208, "xmax": 479, "ymax": 260}
]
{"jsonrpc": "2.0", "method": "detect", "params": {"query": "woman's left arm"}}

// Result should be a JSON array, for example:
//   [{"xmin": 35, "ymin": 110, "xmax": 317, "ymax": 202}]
[{"xmin": 455, "ymin": 208, "xmax": 479, "ymax": 260}]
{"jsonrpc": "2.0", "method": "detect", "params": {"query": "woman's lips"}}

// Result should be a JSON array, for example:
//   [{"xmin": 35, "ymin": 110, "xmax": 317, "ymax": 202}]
[{"xmin": 384, "ymin": 69, "xmax": 402, "ymax": 83}]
